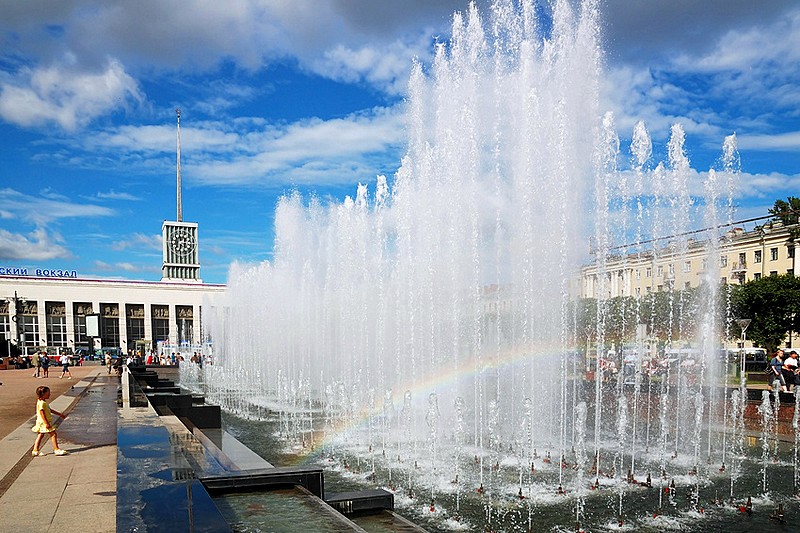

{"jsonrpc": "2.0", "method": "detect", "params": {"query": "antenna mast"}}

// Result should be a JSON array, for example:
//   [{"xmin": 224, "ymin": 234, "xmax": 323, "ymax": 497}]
[{"xmin": 176, "ymin": 108, "xmax": 182, "ymax": 222}]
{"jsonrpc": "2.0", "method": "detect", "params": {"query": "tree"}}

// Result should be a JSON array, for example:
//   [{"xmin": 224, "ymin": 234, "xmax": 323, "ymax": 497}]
[
  {"xmin": 730, "ymin": 273, "xmax": 800, "ymax": 352},
  {"xmin": 770, "ymin": 196, "xmax": 800, "ymax": 277},
  {"xmin": 769, "ymin": 196, "xmax": 800, "ymax": 232}
]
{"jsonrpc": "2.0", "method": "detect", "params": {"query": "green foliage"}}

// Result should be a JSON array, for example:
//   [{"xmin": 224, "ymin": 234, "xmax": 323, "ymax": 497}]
[
  {"xmin": 571, "ymin": 285, "xmax": 712, "ymax": 347},
  {"xmin": 730, "ymin": 273, "xmax": 800, "ymax": 352},
  {"xmin": 570, "ymin": 275, "xmax": 799, "ymax": 352},
  {"xmin": 769, "ymin": 196, "xmax": 800, "ymax": 241}
]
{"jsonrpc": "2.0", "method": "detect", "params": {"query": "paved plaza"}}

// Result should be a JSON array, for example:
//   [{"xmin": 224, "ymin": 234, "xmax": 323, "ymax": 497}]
[{"xmin": 0, "ymin": 364, "xmax": 117, "ymax": 532}]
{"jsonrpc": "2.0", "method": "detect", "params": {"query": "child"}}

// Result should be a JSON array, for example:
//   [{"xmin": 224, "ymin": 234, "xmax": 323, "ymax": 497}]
[{"xmin": 31, "ymin": 386, "xmax": 69, "ymax": 456}]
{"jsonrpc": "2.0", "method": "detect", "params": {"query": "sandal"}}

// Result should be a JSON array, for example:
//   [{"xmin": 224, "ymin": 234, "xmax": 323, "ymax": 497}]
[
  {"xmin": 31, "ymin": 450, "xmax": 45, "ymax": 457},
  {"xmin": 54, "ymin": 449, "xmax": 69, "ymax": 456}
]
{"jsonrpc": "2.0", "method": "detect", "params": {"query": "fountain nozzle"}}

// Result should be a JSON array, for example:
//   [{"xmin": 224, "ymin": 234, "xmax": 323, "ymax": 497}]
[{"xmin": 769, "ymin": 503, "xmax": 785, "ymax": 523}]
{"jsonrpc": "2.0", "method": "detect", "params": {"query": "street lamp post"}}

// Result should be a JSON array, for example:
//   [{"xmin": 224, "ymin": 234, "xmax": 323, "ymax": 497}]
[
  {"xmin": 736, "ymin": 318, "xmax": 752, "ymax": 390},
  {"xmin": 11, "ymin": 291, "xmax": 26, "ymax": 354}
]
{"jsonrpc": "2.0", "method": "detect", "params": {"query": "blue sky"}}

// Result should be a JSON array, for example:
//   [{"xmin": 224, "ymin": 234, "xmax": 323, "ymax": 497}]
[{"xmin": 0, "ymin": 0, "xmax": 798, "ymax": 284}]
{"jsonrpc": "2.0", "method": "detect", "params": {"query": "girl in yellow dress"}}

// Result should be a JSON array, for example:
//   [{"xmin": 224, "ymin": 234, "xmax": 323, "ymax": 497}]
[{"xmin": 31, "ymin": 386, "xmax": 69, "ymax": 456}]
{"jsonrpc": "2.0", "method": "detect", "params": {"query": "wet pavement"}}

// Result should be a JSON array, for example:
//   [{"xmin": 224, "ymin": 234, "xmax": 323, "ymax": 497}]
[{"xmin": 0, "ymin": 365, "xmax": 117, "ymax": 532}]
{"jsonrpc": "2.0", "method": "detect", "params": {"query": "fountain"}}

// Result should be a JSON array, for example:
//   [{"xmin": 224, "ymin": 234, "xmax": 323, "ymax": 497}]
[{"xmin": 183, "ymin": 1, "xmax": 798, "ymax": 530}]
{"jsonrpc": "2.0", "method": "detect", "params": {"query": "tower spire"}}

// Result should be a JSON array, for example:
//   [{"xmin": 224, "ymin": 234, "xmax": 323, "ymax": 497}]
[{"xmin": 176, "ymin": 108, "xmax": 182, "ymax": 222}]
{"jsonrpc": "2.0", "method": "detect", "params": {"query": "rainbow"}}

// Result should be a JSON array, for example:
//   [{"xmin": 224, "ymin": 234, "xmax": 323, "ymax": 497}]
[{"xmin": 282, "ymin": 341, "xmax": 568, "ymax": 466}]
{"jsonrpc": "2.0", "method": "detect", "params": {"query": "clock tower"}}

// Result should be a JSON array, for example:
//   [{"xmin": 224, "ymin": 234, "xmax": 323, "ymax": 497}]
[{"xmin": 162, "ymin": 109, "xmax": 201, "ymax": 282}]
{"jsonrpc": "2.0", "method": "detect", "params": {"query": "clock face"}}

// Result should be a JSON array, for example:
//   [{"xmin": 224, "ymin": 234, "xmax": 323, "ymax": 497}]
[{"xmin": 169, "ymin": 229, "xmax": 196, "ymax": 256}]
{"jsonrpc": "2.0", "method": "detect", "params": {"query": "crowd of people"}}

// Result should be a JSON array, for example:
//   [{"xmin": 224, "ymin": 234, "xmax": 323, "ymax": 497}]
[
  {"xmin": 768, "ymin": 348, "xmax": 800, "ymax": 392},
  {"xmin": 6, "ymin": 351, "xmax": 81, "ymax": 378},
  {"xmin": 97, "ymin": 349, "xmax": 207, "ymax": 375}
]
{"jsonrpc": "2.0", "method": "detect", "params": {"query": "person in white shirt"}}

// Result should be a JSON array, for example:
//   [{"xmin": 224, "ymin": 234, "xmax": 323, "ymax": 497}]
[
  {"xmin": 58, "ymin": 353, "xmax": 73, "ymax": 379},
  {"xmin": 783, "ymin": 350, "xmax": 799, "ymax": 391}
]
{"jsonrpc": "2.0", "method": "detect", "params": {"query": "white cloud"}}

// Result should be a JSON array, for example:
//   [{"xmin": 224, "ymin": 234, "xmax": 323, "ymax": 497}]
[
  {"xmin": 0, "ymin": 0, "xmax": 458, "ymax": 116},
  {"xmin": 111, "ymin": 233, "xmax": 162, "ymax": 252},
  {"xmin": 95, "ymin": 190, "xmax": 143, "ymax": 201},
  {"xmin": 602, "ymin": 1, "xmax": 799, "ymax": 66},
  {"xmin": 0, "ymin": 188, "xmax": 115, "ymax": 226},
  {"xmin": 314, "ymin": 36, "xmax": 432, "ymax": 95},
  {"xmin": 738, "ymin": 171, "xmax": 800, "ymax": 200},
  {"xmin": 0, "ymin": 59, "xmax": 143, "ymax": 131},
  {"xmin": 738, "ymin": 132, "xmax": 800, "ymax": 151},
  {"xmin": 673, "ymin": 9, "xmax": 800, "ymax": 73},
  {"xmin": 0, "ymin": 228, "xmax": 71, "ymax": 261},
  {"xmin": 92, "ymin": 260, "xmax": 159, "ymax": 274},
  {"xmin": 193, "ymin": 108, "xmax": 406, "ymax": 185},
  {"xmin": 73, "ymin": 106, "xmax": 405, "ymax": 187}
]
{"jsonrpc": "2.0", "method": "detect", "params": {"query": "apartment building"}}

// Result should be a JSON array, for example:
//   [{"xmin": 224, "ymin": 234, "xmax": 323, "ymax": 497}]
[{"xmin": 581, "ymin": 223, "xmax": 797, "ymax": 300}]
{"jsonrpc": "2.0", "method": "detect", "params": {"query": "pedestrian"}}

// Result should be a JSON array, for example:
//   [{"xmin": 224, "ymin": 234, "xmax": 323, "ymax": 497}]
[
  {"xmin": 787, "ymin": 351, "xmax": 800, "ymax": 389},
  {"xmin": 782, "ymin": 350, "xmax": 798, "ymax": 390},
  {"xmin": 770, "ymin": 349, "xmax": 787, "ymax": 392},
  {"xmin": 105, "ymin": 352, "xmax": 112, "ymax": 374},
  {"xmin": 31, "ymin": 351, "xmax": 41, "ymax": 378},
  {"xmin": 59, "ymin": 352, "xmax": 73, "ymax": 379},
  {"xmin": 31, "ymin": 386, "xmax": 69, "ymax": 456},
  {"xmin": 41, "ymin": 352, "xmax": 50, "ymax": 378}
]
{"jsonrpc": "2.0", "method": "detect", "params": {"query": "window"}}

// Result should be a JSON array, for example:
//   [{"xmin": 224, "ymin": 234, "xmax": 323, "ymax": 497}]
[
  {"xmin": 770, "ymin": 271, "xmax": 778, "ymax": 277},
  {"xmin": 721, "ymin": 277, "xmax": 727, "ymax": 284},
  {"xmin": 16, "ymin": 301, "xmax": 39, "ymax": 351},
  {"xmin": 657, "ymin": 285, "xmax": 663, "ymax": 292},
  {"xmin": 657, "ymin": 266, "xmax": 664, "ymax": 276},
  {"xmin": 126, "ymin": 318, "xmax": 145, "ymax": 343},
  {"xmin": 0, "ymin": 300, "xmax": 10, "ymax": 344},
  {"xmin": 126, "ymin": 305, "xmax": 145, "ymax": 344},
  {"xmin": 720, "ymin": 255, "xmax": 728, "ymax": 267},
  {"xmin": 702, "ymin": 258, "xmax": 708, "ymax": 271},
  {"xmin": 754, "ymin": 250, "xmax": 762, "ymax": 263},
  {"xmin": 100, "ymin": 303, "xmax": 120, "ymax": 348},
  {"xmin": 683, "ymin": 261, "xmax": 691, "ymax": 273},
  {"xmin": 46, "ymin": 316, "xmax": 67, "ymax": 348},
  {"xmin": 45, "ymin": 302, "xmax": 67, "ymax": 348},
  {"xmin": 646, "ymin": 267, "xmax": 652, "ymax": 278},
  {"xmin": 789, "ymin": 247, "xmax": 795, "ymax": 259},
  {"xmin": 635, "ymin": 287, "xmax": 641, "ymax": 296},
  {"xmin": 635, "ymin": 269, "xmax": 641, "ymax": 280},
  {"xmin": 101, "ymin": 317, "xmax": 120, "ymax": 348},
  {"xmin": 176, "ymin": 305, "xmax": 194, "ymax": 344},
  {"xmin": 20, "ymin": 315, "xmax": 40, "ymax": 349},
  {"xmin": 684, "ymin": 281, "xmax": 691, "ymax": 289},
  {"xmin": 646, "ymin": 286, "xmax": 652, "ymax": 294},
  {"xmin": 0, "ymin": 316, "xmax": 10, "ymax": 345},
  {"xmin": 151, "ymin": 305, "xmax": 170, "ymax": 343},
  {"xmin": 771, "ymin": 247, "xmax": 778, "ymax": 261},
  {"xmin": 754, "ymin": 272, "xmax": 761, "ymax": 280},
  {"xmin": 669, "ymin": 264, "xmax": 675, "ymax": 275},
  {"xmin": 72, "ymin": 302, "xmax": 92, "ymax": 349}
]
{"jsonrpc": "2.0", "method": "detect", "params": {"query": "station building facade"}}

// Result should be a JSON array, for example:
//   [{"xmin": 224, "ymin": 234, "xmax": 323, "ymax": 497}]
[
  {"xmin": 0, "ymin": 270, "xmax": 225, "ymax": 356},
  {"xmin": 2, "ymin": 216, "xmax": 223, "ymax": 356},
  {"xmin": 0, "ymin": 113, "xmax": 229, "ymax": 356}
]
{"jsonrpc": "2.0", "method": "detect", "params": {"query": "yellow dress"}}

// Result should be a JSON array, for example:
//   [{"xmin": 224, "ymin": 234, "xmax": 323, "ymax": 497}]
[{"xmin": 32, "ymin": 399, "xmax": 54, "ymax": 433}]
